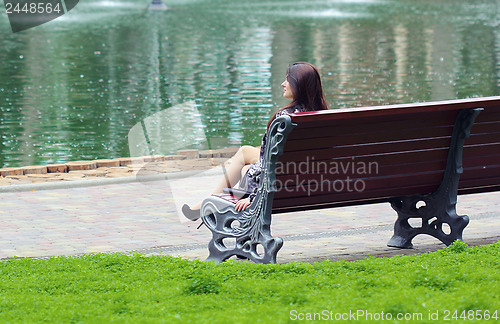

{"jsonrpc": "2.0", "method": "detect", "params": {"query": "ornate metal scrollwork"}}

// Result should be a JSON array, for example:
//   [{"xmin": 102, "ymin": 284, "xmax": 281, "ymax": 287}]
[
  {"xmin": 201, "ymin": 116, "xmax": 296, "ymax": 263},
  {"xmin": 388, "ymin": 108, "xmax": 483, "ymax": 248}
]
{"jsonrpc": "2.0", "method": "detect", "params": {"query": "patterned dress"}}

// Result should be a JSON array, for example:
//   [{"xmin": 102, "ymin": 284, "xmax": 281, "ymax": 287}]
[{"xmin": 239, "ymin": 104, "xmax": 306, "ymax": 202}]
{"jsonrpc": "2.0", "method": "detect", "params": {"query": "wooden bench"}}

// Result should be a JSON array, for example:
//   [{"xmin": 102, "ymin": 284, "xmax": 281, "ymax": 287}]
[{"xmin": 200, "ymin": 96, "xmax": 500, "ymax": 264}]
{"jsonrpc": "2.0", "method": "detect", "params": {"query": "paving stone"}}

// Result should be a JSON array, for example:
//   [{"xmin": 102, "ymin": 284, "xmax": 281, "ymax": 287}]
[
  {"xmin": 143, "ymin": 155, "xmax": 165, "ymax": 162},
  {"xmin": 3, "ymin": 177, "xmax": 32, "ymax": 184},
  {"xmin": 105, "ymin": 172, "xmax": 134, "ymax": 178},
  {"xmin": 177, "ymin": 149, "xmax": 199, "ymax": 159},
  {"xmin": 173, "ymin": 159, "xmax": 214, "ymax": 170},
  {"xmin": 114, "ymin": 157, "xmax": 136, "ymax": 166},
  {"xmin": 64, "ymin": 172, "xmax": 86, "ymax": 179},
  {"xmin": 0, "ymin": 167, "xmax": 24, "ymax": 176},
  {"xmin": 66, "ymin": 161, "xmax": 97, "ymax": 171},
  {"xmin": 80, "ymin": 170, "xmax": 109, "ymax": 177},
  {"xmin": 199, "ymin": 150, "xmax": 221, "ymax": 158},
  {"xmin": 215, "ymin": 147, "xmax": 239, "ymax": 158},
  {"xmin": 26, "ymin": 174, "xmax": 58, "ymax": 179},
  {"xmin": 21, "ymin": 166, "xmax": 48, "ymax": 174},
  {"xmin": 0, "ymin": 179, "xmax": 22, "ymax": 186},
  {"xmin": 94, "ymin": 159, "xmax": 120, "ymax": 168},
  {"xmin": 135, "ymin": 170, "xmax": 162, "ymax": 176},
  {"xmin": 106, "ymin": 166, "xmax": 133, "ymax": 173},
  {"xmin": 46, "ymin": 164, "xmax": 68, "ymax": 173},
  {"xmin": 164, "ymin": 155, "xmax": 187, "ymax": 160},
  {"xmin": 5, "ymin": 175, "xmax": 21, "ymax": 180}
]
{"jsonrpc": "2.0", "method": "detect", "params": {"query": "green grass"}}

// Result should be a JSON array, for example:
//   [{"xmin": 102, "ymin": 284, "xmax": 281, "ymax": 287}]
[{"xmin": 1, "ymin": 241, "xmax": 499, "ymax": 323}]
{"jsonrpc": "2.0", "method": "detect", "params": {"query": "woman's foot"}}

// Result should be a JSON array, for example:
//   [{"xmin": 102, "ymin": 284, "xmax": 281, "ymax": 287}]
[{"xmin": 182, "ymin": 204, "xmax": 200, "ymax": 221}]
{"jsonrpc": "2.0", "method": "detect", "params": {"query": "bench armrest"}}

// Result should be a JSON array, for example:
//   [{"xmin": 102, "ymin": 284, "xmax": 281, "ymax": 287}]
[{"xmin": 222, "ymin": 188, "xmax": 251, "ymax": 199}]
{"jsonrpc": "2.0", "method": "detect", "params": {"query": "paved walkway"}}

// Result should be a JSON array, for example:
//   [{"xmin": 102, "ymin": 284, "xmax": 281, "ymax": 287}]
[{"xmin": 1, "ymin": 167, "xmax": 499, "ymax": 263}]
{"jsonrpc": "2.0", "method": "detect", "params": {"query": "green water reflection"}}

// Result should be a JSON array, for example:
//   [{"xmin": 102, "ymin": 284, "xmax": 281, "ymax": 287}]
[{"xmin": 0, "ymin": 0, "xmax": 499, "ymax": 167}]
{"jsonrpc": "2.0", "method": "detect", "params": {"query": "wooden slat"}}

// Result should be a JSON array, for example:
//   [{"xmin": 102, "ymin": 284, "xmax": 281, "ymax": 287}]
[
  {"xmin": 279, "ymin": 143, "xmax": 451, "ymax": 164},
  {"xmin": 294, "ymin": 137, "xmax": 452, "ymax": 158},
  {"xmin": 273, "ymin": 181, "xmax": 442, "ymax": 212},
  {"xmin": 461, "ymin": 164, "xmax": 500, "ymax": 180},
  {"xmin": 471, "ymin": 109, "xmax": 500, "ymax": 124},
  {"xmin": 274, "ymin": 171, "xmax": 443, "ymax": 199},
  {"xmin": 463, "ymin": 143, "xmax": 500, "ymax": 160},
  {"xmin": 462, "ymin": 153, "xmax": 500, "ymax": 169},
  {"xmin": 287, "ymin": 110, "xmax": 458, "ymax": 140},
  {"xmin": 458, "ymin": 181, "xmax": 500, "ymax": 195},
  {"xmin": 285, "ymin": 132, "xmax": 495, "ymax": 155},
  {"xmin": 285, "ymin": 126, "xmax": 455, "ymax": 152},
  {"xmin": 276, "ymin": 158, "xmax": 444, "ymax": 178},
  {"xmin": 289, "ymin": 96, "xmax": 500, "ymax": 123},
  {"xmin": 469, "ymin": 120, "xmax": 500, "ymax": 134},
  {"xmin": 276, "ymin": 163, "xmax": 444, "ymax": 184},
  {"xmin": 462, "ymin": 133, "xmax": 500, "ymax": 146},
  {"xmin": 278, "ymin": 147, "xmax": 450, "ymax": 172},
  {"xmin": 287, "ymin": 103, "xmax": 500, "ymax": 143},
  {"xmin": 283, "ymin": 130, "xmax": 499, "ymax": 162},
  {"xmin": 290, "ymin": 109, "xmax": 458, "ymax": 129}
]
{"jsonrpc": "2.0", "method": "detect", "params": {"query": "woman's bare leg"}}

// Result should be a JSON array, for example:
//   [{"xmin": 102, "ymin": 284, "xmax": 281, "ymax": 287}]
[{"xmin": 190, "ymin": 145, "xmax": 259, "ymax": 210}]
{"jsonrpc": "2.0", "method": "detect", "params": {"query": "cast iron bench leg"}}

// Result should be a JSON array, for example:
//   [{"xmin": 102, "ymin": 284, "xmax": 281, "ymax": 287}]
[
  {"xmin": 388, "ymin": 108, "xmax": 482, "ymax": 248},
  {"xmin": 201, "ymin": 116, "xmax": 295, "ymax": 264},
  {"xmin": 201, "ymin": 196, "xmax": 283, "ymax": 264}
]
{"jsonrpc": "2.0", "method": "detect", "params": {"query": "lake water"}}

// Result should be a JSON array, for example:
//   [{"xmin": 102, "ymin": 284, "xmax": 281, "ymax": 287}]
[{"xmin": 0, "ymin": 0, "xmax": 499, "ymax": 167}]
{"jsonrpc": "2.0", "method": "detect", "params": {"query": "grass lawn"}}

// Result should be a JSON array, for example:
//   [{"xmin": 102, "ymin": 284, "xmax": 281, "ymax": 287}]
[{"xmin": 0, "ymin": 240, "xmax": 499, "ymax": 323}]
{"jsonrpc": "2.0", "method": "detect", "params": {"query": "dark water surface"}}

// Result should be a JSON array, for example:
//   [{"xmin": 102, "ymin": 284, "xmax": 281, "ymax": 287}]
[{"xmin": 0, "ymin": 0, "xmax": 499, "ymax": 167}]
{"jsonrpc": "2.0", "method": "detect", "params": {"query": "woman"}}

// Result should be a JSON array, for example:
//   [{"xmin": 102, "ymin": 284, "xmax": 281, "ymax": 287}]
[{"xmin": 183, "ymin": 62, "xmax": 328, "ymax": 220}]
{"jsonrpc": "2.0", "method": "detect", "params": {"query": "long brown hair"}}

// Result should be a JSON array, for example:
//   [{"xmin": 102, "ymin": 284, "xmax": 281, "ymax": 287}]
[{"xmin": 268, "ymin": 62, "xmax": 328, "ymax": 128}]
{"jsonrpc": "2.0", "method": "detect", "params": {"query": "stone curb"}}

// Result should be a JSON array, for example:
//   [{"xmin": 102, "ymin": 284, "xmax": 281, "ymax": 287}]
[
  {"xmin": 0, "ymin": 148, "xmax": 239, "ymax": 188},
  {"xmin": 0, "ymin": 167, "xmax": 223, "ymax": 193},
  {"xmin": 0, "ymin": 148, "xmax": 238, "ymax": 177}
]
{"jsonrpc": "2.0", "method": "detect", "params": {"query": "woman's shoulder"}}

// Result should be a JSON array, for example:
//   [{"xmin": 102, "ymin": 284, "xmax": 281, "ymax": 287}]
[{"xmin": 275, "ymin": 104, "xmax": 306, "ymax": 118}]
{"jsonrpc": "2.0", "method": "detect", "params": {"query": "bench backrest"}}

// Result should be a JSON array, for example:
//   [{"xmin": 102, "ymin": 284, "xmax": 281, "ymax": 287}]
[{"xmin": 272, "ymin": 96, "xmax": 500, "ymax": 213}]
